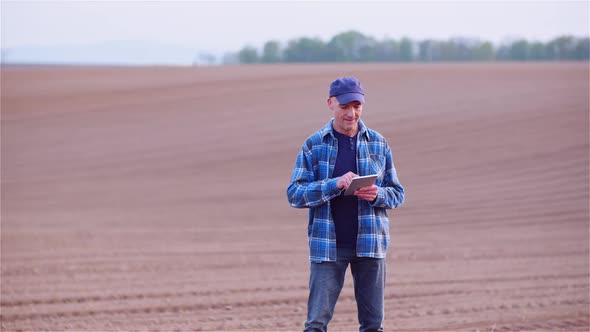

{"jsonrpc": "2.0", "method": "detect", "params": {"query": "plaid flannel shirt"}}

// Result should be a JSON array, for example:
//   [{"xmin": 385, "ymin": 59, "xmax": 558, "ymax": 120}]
[{"xmin": 287, "ymin": 119, "xmax": 405, "ymax": 262}]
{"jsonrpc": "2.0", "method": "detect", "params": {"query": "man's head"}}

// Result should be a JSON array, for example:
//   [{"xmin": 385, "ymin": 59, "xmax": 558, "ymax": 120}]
[{"xmin": 328, "ymin": 77, "xmax": 365, "ymax": 136}]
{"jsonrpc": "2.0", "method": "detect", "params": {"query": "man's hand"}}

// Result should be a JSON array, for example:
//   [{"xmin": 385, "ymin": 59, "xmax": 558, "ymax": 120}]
[
  {"xmin": 337, "ymin": 172, "xmax": 358, "ymax": 190},
  {"xmin": 354, "ymin": 185, "xmax": 379, "ymax": 202}
]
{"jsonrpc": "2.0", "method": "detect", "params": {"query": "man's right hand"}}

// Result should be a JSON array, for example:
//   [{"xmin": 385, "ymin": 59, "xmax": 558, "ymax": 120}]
[{"xmin": 337, "ymin": 171, "xmax": 358, "ymax": 190}]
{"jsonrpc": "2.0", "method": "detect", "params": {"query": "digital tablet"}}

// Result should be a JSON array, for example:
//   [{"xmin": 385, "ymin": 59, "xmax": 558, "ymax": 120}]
[{"xmin": 343, "ymin": 174, "xmax": 378, "ymax": 196}]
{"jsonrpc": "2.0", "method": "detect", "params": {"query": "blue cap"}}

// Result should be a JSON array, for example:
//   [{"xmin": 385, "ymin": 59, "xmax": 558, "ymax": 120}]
[{"xmin": 329, "ymin": 77, "xmax": 365, "ymax": 104}]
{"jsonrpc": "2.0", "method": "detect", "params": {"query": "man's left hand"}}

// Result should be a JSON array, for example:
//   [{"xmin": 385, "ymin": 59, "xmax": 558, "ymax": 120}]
[{"xmin": 354, "ymin": 185, "xmax": 379, "ymax": 202}]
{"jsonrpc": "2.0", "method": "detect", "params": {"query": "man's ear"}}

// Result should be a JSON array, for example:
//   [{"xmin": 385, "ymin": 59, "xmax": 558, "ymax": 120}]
[{"xmin": 327, "ymin": 97, "xmax": 334, "ymax": 109}]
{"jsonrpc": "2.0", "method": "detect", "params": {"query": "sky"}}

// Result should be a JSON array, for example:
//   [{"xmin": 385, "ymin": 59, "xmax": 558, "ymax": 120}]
[{"xmin": 1, "ymin": 1, "xmax": 588, "ymax": 65}]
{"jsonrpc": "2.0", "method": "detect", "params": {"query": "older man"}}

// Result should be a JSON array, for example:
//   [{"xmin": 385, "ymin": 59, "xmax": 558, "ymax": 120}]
[{"xmin": 287, "ymin": 77, "xmax": 405, "ymax": 332}]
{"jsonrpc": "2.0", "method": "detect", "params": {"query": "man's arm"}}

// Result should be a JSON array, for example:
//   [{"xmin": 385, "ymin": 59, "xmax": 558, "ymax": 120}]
[
  {"xmin": 369, "ymin": 146, "xmax": 405, "ymax": 209},
  {"xmin": 287, "ymin": 144, "xmax": 344, "ymax": 208}
]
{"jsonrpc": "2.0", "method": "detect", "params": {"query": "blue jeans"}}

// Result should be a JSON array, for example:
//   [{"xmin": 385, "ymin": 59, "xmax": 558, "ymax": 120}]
[{"xmin": 304, "ymin": 247, "xmax": 386, "ymax": 332}]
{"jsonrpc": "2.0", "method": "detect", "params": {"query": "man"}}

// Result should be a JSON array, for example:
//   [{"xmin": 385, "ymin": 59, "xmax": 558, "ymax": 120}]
[{"xmin": 287, "ymin": 77, "xmax": 405, "ymax": 332}]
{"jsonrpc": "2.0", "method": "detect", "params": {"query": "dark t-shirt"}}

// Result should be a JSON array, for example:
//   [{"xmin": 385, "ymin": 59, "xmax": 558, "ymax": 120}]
[{"xmin": 331, "ymin": 129, "xmax": 359, "ymax": 249}]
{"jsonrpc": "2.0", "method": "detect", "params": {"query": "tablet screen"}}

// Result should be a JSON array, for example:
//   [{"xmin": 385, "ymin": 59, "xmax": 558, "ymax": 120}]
[{"xmin": 343, "ymin": 174, "xmax": 378, "ymax": 196}]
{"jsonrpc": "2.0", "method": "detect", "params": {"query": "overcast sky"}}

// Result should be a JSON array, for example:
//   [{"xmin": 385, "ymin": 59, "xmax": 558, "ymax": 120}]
[{"xmin": 2, "ymin": 1, "xmax": 589, "ymax": 53}]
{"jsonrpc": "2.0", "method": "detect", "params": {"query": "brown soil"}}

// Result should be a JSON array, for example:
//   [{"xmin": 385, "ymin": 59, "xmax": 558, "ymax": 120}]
[{"xmin": 1, "ymin": 63, "xmax": 589, "ymax": 331}]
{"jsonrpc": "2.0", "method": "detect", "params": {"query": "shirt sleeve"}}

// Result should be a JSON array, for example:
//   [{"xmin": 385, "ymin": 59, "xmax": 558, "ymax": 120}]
[
  {"xmin": 369, "ymin": 145, "xmax": 405, "ymax": 209},
  {"xmin": 287, "ymin": 142, "xmax": 342, "ymax": 208}
]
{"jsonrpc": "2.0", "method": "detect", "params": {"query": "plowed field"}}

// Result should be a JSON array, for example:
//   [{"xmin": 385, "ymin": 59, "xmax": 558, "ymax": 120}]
[{"xmin": 2, "ymin": 63, "xmax": 588, "ymax": 331}]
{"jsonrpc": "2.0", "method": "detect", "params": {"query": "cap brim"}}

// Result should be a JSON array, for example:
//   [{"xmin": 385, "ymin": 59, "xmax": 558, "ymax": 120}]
[{"xmin": 335, "ymin": 93, "xmax": 365, "ymax": 105}]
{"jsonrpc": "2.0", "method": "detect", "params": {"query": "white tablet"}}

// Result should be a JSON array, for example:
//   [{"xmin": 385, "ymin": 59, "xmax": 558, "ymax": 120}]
[{"xmin": 343, "ymin": 174, "xmax": 378, "ymax": 196}]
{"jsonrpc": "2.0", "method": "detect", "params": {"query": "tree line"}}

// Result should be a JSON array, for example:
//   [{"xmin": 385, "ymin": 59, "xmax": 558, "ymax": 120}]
[{"xmin": 222, "ymin": 30, "xmax": 589, "ymax": 64}]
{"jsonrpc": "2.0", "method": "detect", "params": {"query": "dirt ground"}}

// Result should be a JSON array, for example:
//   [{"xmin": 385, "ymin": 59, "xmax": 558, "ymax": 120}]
[{"xmin": 1, "ymin": 63, "xmax": 588, "ymax": 331}]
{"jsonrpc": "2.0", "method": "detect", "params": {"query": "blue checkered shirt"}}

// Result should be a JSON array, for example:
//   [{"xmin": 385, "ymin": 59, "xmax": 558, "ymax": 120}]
[{"xmin": 287, "ymin": 119, "xmax": 405, "ymax": 262}]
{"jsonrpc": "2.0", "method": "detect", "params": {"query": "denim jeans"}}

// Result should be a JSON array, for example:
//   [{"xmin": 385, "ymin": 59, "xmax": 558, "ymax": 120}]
[{"xmin": 304, "ymin": 247, "xmax": 386, "ymax": 332}]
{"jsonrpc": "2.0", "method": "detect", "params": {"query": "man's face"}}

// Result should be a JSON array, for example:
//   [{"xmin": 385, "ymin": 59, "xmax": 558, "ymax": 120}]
[{"xmin": 328, "ymin": 97, "xmax": 363, "ymax": 136}]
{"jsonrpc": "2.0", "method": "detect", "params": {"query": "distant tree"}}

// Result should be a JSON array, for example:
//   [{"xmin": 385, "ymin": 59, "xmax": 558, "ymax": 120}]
[
  {"xmin": 439, "ymin": 40, "xmax": 458, "ymax": 61},
  {"xmin": 509, "ymin": 40, "xmax": 530, "ymax": 60},
  {"xmin": 358, "ymin": 42, "xmax": 378, "ymax": 62},
  {"xmin": 546, "ymin": 40, "xmax": 559, "ymax": 60},
  {"xmin": 429, "ymin": 41, "xmax": 444, "ymax": 61},
  {"xmin": 473, "ymin": 41, "xmax": 495, "ymax": 61},
  {"xmin": 262, "ymin": 40, "xmax": 281, "ymax": 63},
  {"xmin": 574, "ymin": 37, "xmax": 590, "ymax": 60},
  {"xmin": 418, "ymin": 40, "xmax": 434, "ymax": 62},
  {"xmin": 495, "ymin": 43, "xmax": 511, "ymax": 61},
  {"xmin": 454, "ymin": 38, "xmax": 477, "ymax": 61},
  {"xmin": 529, "ymin": 42, "xmax": 547, "ymax": 60},
  {"xmin": 546, "ymin": 36, "xmax": 577, "ymax": 60},
  {"xmin": 238, "ymin": 45, "xmax": 259, "ymax": 64},
  {"xmin": 284, "ymin": 37, "xmax": 327, "ymax": 62},
  {"xmin": 558, "ymin": 35, "xmax": 578, "ymax": 60},
  {"xmin": 231, "ymin": 31, "xmax": 589, "ymax": 64},
  {"xmin": 399, "ymin": 37, "xmax": 414, "ymax": 62},
  {"xmin": 326, "ymin": 30, "xmax": 376, "ymax": 62},
  {"xmin": 374, "ymin": 38, "xmax": 400, "ymax": 61}
]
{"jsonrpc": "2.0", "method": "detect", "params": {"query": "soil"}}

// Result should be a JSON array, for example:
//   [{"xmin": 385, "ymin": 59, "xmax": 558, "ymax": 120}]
[{"xmin": 1, "ymin": 62, "xmax": 588, "ymax": 331}]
